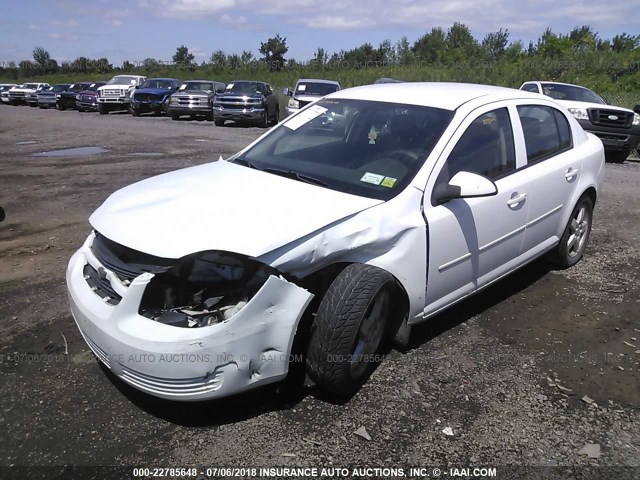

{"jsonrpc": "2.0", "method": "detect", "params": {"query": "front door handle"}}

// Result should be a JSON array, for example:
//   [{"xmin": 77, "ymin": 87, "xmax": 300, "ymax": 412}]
[
  {"xmin": 507, "ymin": 192, "xmax": 527, "ymax": 207},
  {"xmin": 565, "ymin": 167, "xmax": 579, "ymax": 181}
]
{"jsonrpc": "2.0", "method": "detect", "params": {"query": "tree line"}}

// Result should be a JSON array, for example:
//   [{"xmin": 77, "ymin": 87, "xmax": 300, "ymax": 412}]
[{"xmin": 2, "ymin": 24, "xmax": 639, "ymax": 92}]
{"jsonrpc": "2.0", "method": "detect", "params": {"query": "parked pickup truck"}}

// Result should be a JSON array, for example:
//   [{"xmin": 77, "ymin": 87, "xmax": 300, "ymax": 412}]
[
  {"xmin": 97, "ymin": 75, "xmax": 146, "ymax": 114},
  {"xmin": 212, "ymin": 80, "xmax": 279, "ymax": 127},
  {"xmin": 8, "ymin": 83, "xmax": 49, "ymax": 105},
  {"xmin": 520, "ymin": 81, "xmax": 640, "ymax": 163},
  {"xmin": 167, "ymin": 80, "xmax": 226, "ymax": 121},
  {"xmin": 0, "ymin": 84, "xmax": 16, "ymax": 104},
  {"xmin": 130, "ymin": 78, "xmax": 181, "ymax": 116}
]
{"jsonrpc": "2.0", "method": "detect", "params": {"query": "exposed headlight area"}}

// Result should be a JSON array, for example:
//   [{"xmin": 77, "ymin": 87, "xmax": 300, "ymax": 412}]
[
  {"xmin": 633, "ymin": 113, "xmax": 640, "ymax": 126},
  {"xmin": 568, "ymin": 107, "xmax": 589, "ymax": 121},
  {"xmin": 288, "ymin": 98, "xmax": 300, "ymax": 109},
  {"xmin": 88, "ymin": 232, "xmax": 278, "ymax": 328}
]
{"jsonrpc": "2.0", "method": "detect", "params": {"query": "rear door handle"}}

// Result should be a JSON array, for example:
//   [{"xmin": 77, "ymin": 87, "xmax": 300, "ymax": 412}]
[
  {"xmin": 565, "ymin": 167, "xmax": 579, "ymax": 181},
  {"xmin": 507, "ymin": 192, "xmax": 527, "ymax": 207}
]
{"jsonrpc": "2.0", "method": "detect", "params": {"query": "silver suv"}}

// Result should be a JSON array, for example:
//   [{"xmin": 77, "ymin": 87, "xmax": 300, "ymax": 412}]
[{"xmin": 285, "ymin": 78, "xmax": 340, "ymax": 117}]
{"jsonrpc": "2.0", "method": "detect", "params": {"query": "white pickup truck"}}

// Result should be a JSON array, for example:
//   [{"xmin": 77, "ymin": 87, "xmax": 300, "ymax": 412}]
[
  {"xmin": 97, "ymin": 74, "xmax": 146, "ymax": 114},
  {"xmin": 8, "ymin": 83, "xmax": 49, "ymax": 105}
]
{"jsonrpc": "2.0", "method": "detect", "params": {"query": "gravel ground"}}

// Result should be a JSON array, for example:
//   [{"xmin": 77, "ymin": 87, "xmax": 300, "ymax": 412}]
[{"xmin": 0, "ymin": 105, "xmax": 638, "ymax": 478}]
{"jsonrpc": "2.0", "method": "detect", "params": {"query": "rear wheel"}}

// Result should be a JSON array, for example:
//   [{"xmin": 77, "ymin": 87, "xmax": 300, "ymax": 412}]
[
  {"xmin": 548, "ymin": 196, "xmax": 594, "ymax": 268},
  {"xmin": 306, "ymin": 264, "xmax": 395, "ymax": 397}
]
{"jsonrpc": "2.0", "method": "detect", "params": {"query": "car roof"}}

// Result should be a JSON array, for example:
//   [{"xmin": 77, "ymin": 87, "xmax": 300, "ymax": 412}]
[
  {"xmin": 145, "ymin": 78, "xmax": 180, "ymax": 81},
  {"xmin": 183, "ymin": 79, "xmax": 219, "ymax": 83},
  {"xmin": 331, "ymin": 82, "xmax": 541, "ymax": 111},
  {"xmin": 296, "ymin": 78, "xmax": 340, "ymax": 85},
  {"xmin": 524, "ymin": 80, "xmax": 592, "ymax": 89}
]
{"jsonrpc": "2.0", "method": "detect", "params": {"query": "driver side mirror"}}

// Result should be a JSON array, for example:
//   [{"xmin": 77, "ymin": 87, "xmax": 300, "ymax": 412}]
[{"xmin": 432, "ymin": 171, "xmax": 498, "ymax": 206}]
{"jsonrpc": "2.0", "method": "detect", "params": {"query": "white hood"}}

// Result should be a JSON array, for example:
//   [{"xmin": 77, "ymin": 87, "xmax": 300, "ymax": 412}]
[
  {"xmin": 90, "ymin": 161, "xmax": 381, "ymax": 259},
  {"xmin": 556, "ymin": 99, "xmax": 634, "ymax": 114}
]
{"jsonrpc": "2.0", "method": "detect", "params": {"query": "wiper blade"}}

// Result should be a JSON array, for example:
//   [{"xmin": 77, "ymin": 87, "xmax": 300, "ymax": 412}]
[
  {"xmin": 231, "ymin": 157, "xmax": 261, "ymax": 170},
  {"xmin": 262, "ymin": 168, "xmax": 328, "ymax": 187}
]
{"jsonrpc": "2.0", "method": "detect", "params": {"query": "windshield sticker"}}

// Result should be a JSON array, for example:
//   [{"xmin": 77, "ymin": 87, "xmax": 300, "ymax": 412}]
[
  {"xmin": 179, "ymin": 84, "xmax": 187, "ymax": 90},
  {"xmin": 69, "ymin": 84, "xmax": 75, "ymax": 89},
  {"xmin": 381, "ymin": 176, "xmax": 397, "ymax": 188},
  {"xmin": 226, "ymin": 83, "xmax": 234, "ymax": 89},
  {"xmin": 298, "ymin": 84, "xmax": 307, "ymax": 91},
  {"xmin": 360, "ymin": 172, "xmax": 385, "ymax": 185},
  {"xmin": 283, "ymin": 104, "xmax": 328, "ymax": 130}
]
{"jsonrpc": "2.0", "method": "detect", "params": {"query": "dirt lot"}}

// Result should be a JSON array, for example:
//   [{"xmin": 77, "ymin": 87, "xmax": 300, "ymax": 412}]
[{"xmin": 0, "ymin": 105, "xmax": 638, "ymax": 477}]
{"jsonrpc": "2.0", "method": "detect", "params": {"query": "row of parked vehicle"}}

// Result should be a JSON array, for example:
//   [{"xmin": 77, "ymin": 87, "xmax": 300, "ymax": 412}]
[
  {"xmin": 2, "ymin": 76, "xmax": 638, "ymax": 162},
  {"xmin": 0, "ymin": 76, "xmax": 342, "ymax": 128}
]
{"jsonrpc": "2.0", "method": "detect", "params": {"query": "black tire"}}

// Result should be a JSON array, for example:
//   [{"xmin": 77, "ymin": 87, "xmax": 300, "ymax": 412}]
[
  {"xmin": 607, "ymin": 151, "xmax": 628, "ymax": 164},
  {"xmin": 214, "ymin": 118, "xmax": 225, "ymax": 127},
  {"xmin": 131, "ymin": 108, "xmax": 140, "ymax": 117},
  {"xmin": 170, "ymin": 113, "xmax": 180, "ymax": 120},
  {"xmin": 306, "ymin": 264, "xmax": 395, "ymax": 397},
  {"xmin": 205, "ymin": 111, "xmax": 214, "ymax": 121},
  {"xmin": 548, "ymin": 195, "xmax": 594, "ymax": 268},
  {"xmin": 57, "ymin": 104, "xmax": 66, "ymax": 111},
  {"xmin": 98, "ymin": 104, "xmax": 108, "ymax": 115}
]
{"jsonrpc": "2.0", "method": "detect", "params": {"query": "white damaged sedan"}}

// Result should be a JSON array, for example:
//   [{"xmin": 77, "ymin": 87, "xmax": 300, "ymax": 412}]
[{"xmin": 67, "ymin": 83, "xmax": 605, "ymax": 401}]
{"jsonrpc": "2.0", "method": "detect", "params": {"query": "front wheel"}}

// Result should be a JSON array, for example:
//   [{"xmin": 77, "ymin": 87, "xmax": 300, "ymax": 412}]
[
  {"xmin": 607, "ymin": 151, "xmax": 629, "ymax": 164},
  {"xmin": 98, "ymin": 104, "xmax": 108, "ymax": 115},
  {"xmin": 548, "ymin": 196, "xmax": 594, "ymax": 268},
  {"xmin": 214, "ymin": 118, "xmax": 225, "ymax": 127},
  {"xmin": 260, "ymin": 109, "xmax": 269, "ymax": 128},
  {"xmin": 306, "ymin": 264, "xmax": 395, "ymax": 397}
]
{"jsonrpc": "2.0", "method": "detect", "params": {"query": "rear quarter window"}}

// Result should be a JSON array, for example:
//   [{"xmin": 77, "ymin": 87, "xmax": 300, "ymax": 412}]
[{"xmin": 517, "ymin": 105, "xmax": 573, "ymax": 163}]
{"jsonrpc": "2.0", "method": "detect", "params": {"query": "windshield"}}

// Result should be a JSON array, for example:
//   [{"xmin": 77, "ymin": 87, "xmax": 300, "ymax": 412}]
[
  {"xmin": 69, "ymin": 83, "xmax": 89, "ymax": 92},
  {"xmin": 225, "ymin": 82, "xmax": 261, "ymax": 95},
  {"xmin": 107, "ymin": 76, "xmax": 137, "ymax": 85},
  {"xmin": 87, "ymin": 83, "xmax": 105, "ymax": 91},
  {"xmin": 540, "ymin": 83, "xmax": 605, "ymax": 104},
  {"xmin": 295, "ymin": 82, "xmax": 339, "ymax": 96},
  {"xmin": 180, "ymin": 82, "xmax": 214, "ymax": 92},
  {"xmin": 24, "ymin": 84, "xmax": 38, "ymax": 89},
  {"xmin": 235, "ymin": 99, "xmax": 454, "ymax": 201},
  {"xmin": 141, "ymin": 79, "xmax": 175, "ymax": 89},
  {"xmin": 50, "ymin": 84, "xmax": 69, "ymax": 92}
]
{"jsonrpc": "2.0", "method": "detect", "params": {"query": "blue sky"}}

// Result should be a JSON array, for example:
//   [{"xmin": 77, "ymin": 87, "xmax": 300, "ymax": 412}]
[{"xmin": 1, "ymin": 0, "xmax": 638, "ymax": 66}]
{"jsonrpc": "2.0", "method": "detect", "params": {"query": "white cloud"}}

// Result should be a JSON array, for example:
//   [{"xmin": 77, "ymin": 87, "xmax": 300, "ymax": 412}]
[
  {"xmin": 152, "ymin": 0, "xmax": 236, "ymax": 18},
  {"xmin": 48, "ymin": 32, "xmax": 79, "ymax": 41},
  {"xmin": 220, "ymin": 13, "xmax": 246, "ymax": 25}
]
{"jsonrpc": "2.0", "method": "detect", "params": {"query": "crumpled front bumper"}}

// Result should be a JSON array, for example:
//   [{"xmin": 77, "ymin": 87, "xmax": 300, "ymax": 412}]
[{"xmin": 66, "ymin": 234, "xmax": 313, "ymax": 401}]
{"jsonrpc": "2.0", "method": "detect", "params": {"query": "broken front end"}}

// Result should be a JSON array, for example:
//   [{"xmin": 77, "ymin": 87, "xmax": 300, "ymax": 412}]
[{"xmin": 67, "ymin": 232, "xmax": 312, "ymax": 400}]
